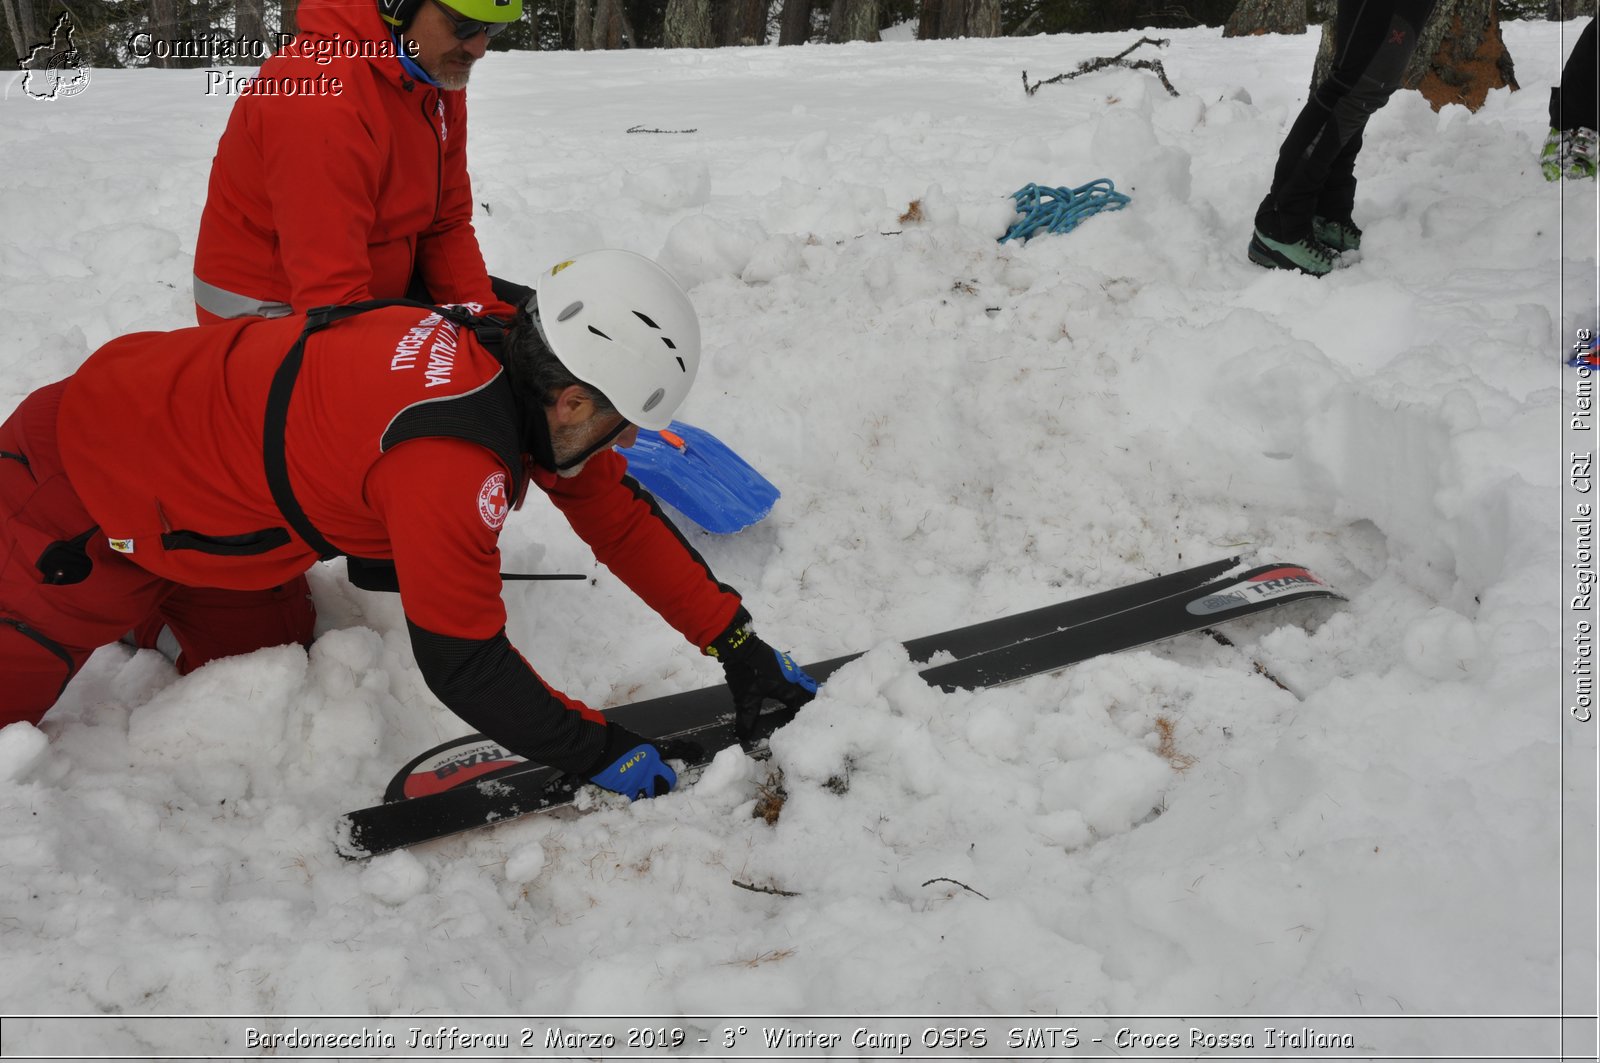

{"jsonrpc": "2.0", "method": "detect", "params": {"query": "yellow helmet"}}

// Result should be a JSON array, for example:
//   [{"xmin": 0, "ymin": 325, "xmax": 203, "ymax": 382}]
[{"xmin": 379, "ymin": 0, "xmax": 522, "ymax": 30}]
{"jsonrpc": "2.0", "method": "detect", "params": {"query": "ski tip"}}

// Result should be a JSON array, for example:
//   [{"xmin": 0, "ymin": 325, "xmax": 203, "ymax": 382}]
[{"xmin": 1186, "ymin": 563, "xmax": 1344, "ymax": 617}]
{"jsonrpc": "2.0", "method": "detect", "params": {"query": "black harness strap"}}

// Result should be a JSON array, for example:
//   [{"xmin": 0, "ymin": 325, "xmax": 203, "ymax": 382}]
[
  {"xmin": 263, "ymin": 306, "xmax": 355, "ymax": 561},
  {"xmin": 261, "ymin": 300, "xmax": 519, "ymax": 562}
]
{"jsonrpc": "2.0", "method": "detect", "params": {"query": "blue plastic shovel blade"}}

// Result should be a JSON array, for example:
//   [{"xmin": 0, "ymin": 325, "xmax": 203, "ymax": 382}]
[{"xmin": 620, "ymin": 420, "xmax": 780, "ymax": 534}]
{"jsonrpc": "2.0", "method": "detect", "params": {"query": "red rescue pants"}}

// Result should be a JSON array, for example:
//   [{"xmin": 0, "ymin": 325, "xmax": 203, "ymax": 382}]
[{"xmin": 0, "ymin": 381, "xmax": 315, "ymax": 727}]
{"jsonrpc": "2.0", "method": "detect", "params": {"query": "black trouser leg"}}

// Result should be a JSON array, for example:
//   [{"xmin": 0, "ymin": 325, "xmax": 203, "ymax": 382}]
[
  {"xmin": 1550, "ymin": 17, "xmax": 1598, "ymax": 132},
  {"xmin": 1256, "ymin": 0, "xmax": 1437, "ymax": 240}
]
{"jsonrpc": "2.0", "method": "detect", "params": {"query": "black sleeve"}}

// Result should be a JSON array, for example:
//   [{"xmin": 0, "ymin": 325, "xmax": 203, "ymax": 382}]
[{"xmin": 406, "ymin": 619, "xmax": 608, "ymax": 775}]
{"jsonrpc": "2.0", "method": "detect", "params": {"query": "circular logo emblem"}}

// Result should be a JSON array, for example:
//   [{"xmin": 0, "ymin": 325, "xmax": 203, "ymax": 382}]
[{"xmin": 477, "ymin": 471, "xmax": 510, "ymax": 531}]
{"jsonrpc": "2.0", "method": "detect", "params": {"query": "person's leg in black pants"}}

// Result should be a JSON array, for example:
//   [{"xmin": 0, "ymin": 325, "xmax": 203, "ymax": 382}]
[
  {"xmin": 1543, "ymin": 17, "xmax": 1597, "ymax": 181},
  {"xmin": 1250, "ymin": 0, "xmax": 1438, "ymax": 274}
]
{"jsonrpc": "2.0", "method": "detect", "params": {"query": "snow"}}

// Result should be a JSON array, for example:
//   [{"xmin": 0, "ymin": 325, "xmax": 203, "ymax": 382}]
[{"xmin": 0, "ymin": 18, "xmax": 1595, "ymax": 1056}]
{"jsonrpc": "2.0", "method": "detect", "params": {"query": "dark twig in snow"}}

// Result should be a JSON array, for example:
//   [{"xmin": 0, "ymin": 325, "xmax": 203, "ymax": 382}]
[
  {"xmin": 733, "ymin": 879, "xmax": 801, "ymax": 897},
  {"xmin": 1023, "ymin": 38, "xmax": 1179, "ymax": 98},
  {"xmin": 922, "ymin": 877, "xmax": 989, "ymax": 900}
]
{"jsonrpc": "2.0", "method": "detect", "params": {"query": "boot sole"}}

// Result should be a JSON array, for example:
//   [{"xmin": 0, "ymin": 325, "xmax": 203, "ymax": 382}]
[{"xmin": 1247, "ymin": 235, "xmax": 1331, "ymax": 276}]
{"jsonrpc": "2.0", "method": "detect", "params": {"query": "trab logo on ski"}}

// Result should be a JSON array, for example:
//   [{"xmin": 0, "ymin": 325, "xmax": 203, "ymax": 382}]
[
  {"xmin": 1185, "ymin": 566, "xmax": 1328, "ymax": 617},
  {"xmin": 395, "ymin": 738, "xmax": 524, "ymax": 799}
]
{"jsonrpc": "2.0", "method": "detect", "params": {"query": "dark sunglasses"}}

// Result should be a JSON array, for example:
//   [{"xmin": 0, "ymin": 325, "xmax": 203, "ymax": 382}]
[{"xmin": 431, "ymin": 0, "xmax": 513, "ymax": 39}]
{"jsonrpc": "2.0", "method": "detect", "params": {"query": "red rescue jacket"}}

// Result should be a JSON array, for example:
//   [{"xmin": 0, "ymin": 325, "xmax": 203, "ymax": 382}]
[
  {"xmin": 193, "ymin": 0, "xmax": 510, "ymax": 323},
  {"xmin": 57, "ymin": 308, "xmax": 741, "ymax": 771}
]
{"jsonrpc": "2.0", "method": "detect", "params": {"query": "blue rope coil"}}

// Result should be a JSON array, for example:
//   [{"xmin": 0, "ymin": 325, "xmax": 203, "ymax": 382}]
[{"xmin": 998, "ymin": 180, "xmax": 1131, "ymax": 244}]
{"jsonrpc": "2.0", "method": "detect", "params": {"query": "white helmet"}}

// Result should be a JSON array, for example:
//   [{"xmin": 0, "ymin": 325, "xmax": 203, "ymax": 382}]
[{"xmin": 533, "ymin": 250, "xmax": 700, "ymax": 431}]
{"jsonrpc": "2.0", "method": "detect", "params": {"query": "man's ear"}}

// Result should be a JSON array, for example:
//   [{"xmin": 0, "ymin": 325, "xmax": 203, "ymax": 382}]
[{"xmin": 547, "ymin": 384, "xmax": 595, "ymax": 427}]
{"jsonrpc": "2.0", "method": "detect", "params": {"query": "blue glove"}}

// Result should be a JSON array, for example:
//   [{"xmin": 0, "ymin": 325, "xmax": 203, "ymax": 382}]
[
  {"xmin": 705, "ymin": 614, "xmax": 818, "ymax": 742},
  {"xmin": 585, "ymin": 724, "xmax": 703, "ymax": 801}
]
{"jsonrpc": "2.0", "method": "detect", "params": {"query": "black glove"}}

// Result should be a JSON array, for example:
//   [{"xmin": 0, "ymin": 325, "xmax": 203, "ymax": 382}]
[
  {"xmin": 705, "ymin": 613, "xmax": 818, "ymax": 743},
  {"xmin": 584, "ymin": 723, "xmax": 703, "ymax": 801}
]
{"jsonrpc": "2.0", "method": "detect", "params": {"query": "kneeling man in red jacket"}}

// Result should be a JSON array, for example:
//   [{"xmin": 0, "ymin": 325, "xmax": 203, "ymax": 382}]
[{"xmin": 0, "ymin": 250, "xmax": 814, "ymax": 799}]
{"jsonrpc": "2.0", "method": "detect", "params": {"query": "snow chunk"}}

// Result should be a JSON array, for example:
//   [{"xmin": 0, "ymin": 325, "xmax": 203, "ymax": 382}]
[
  {"xmin": 127, "ymin": 645, "xmax": 304, "ymax": 761},
  {"xmin": 504, "ymin": 843, "xmax": 547, "ymax": 884},
  {"xmin": 0, "ymin": 722, "xmax": 49, "ymax": 783},
  {"xmin": 1089, "ymin": 108, "xmax": 1191, "ymax": 204},
  {"xmin": 1038, "ymin": 747, "xmax": 1172, "ymax": 836},
  {"xmin": 360, "ymin": 850, "xmax": 429, "ymax": 905},
  {"xmin": 656, "ymin": 214, "xmax": 769, "ymax": 289}
]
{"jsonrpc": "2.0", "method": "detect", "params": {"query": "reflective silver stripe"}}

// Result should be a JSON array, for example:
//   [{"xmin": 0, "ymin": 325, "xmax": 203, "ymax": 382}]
[{"xmin": 193, "ymin": 275, "xmax": 293, "ymax": 320}]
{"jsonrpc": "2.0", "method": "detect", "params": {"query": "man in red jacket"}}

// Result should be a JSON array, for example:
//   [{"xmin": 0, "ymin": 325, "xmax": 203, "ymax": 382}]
[
  {"xmin": 182, "ymin": 0, "xmax": 527, "ymax": 666},
  {"xmin": 0, "ymin": 251, "xmax": 815, "ymax": 799},
  {"xmin": 192, "ymin": 0, "xmax": 522, "ymax": 324}
]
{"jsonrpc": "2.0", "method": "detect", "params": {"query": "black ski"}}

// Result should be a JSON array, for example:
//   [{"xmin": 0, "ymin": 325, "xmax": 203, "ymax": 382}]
[{"xmin": 336, "ymin": 558, "xmax": 1341, "ymax": 858}]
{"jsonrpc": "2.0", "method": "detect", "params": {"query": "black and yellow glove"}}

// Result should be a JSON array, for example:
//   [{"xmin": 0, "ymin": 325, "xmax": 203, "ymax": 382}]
[{"xmin": 705, "ymin": 613, "xmax": 818, "ymax": 743}]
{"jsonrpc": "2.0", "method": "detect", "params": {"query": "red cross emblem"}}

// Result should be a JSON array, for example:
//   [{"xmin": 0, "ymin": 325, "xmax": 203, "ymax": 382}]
[{"xmin": 477, "ymin": 471, "xmax": 510, "ymax": 530}]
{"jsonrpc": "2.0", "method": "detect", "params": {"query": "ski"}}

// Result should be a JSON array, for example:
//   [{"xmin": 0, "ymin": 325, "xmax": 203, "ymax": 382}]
[{"xmin": 336, "ymin": 558, "xmax": 1341, "ymax": 858}]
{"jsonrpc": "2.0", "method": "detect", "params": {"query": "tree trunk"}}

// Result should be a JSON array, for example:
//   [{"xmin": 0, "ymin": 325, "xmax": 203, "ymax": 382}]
[
  {"xmin": 1406, "ymin": 0, "xmax": 1517, "ymax": 111},
  {"xmin": 1310, "ymin": 17, "xmax": 1334, "ymax": 90},
  {"xmin": 922, "ymin": 0, "xmax": 1006, "ymax": 40},
  {"xmin": 1548, "ymin": 0, "xmax": 1587, "ymax": 18},
  {"xmin": 778, "ymin": 0, "xmax": 811, "ymax": 43},
  {"xmin": 574, "ymin": 0, "xmax": 593, "ymax": 47},
  {"xmin": 720, "ymin": 0, "xmax": 766, "ymax": 45},
  {"xmin": 1311, "ymin": 0, "xmax": 1515, "ymax": 112},
  {"xmin": 593, "ymin": 0, "xmax": 616, "ymax": 47},
  {"xmin": 936, "ymin": 0, "xmax": 964, "ymax": 37},
  {"xmin": 967, "ymin": 0, "xmax": 1000, "ymax": 36},
  {"xmin": 148, "ymin": 0, "xmax": 180, "ymax": 67},
  {"xmin": 663, "ymin": 0, "xmax": 713, "ymax": 46},
  {"xmin": 1222, "ymin": 0, "xmax": 1305, "ymax": 37},
  {"xmin": 236, "ymin": 0, "xmax": 266, "ymax": 56},
  {"xmin": 1, "ymin": 0, "xmax": 30, "ymax": 62},
  {"xmin": 828, "ymin": 0, "xmax": 877, "ymax": 41},
  {"xmin": 280, "ymin": 0, "xmax": 302, "ymax": 38}
]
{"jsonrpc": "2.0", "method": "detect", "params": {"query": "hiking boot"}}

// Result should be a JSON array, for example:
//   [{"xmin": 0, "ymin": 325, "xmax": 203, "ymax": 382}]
[
  {"xmin": 1543, "ymin": 127, "xmax": 1599, "ymax": 181},
  {"xmin": 1313, "ymin": 215, "xmax": 1362, "ymax": 252},
  {"xmin": 1247, "ymin": 228, "xmax": 1337, "ymax": 276},
  {"xmin": 1574, "ymin": 128, "xmax": 1600, "ymax": 178}
]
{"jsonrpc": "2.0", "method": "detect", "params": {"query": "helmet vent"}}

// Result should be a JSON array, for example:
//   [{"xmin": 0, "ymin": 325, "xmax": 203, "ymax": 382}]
[
  {"xmin": 557, "ymin": 301, "xmax": 583, "ymax": 322},
  {"xmin": 633, "ymin": 311, "xmax": 660, "ymax": 329},
  {"xmin": 660, "ymin": 336, "xmax": 677, "ymax": 350},
  {"xmin": 642, "ymin": 388, "xmax": 665, "ymax": 413},
  {"xmin": 675, "ymin": 357, "xmax": 686, "ymax": 372},
  {"xmin": 587, "ymin": 325, "xmax": 611, "ymax": 340}
]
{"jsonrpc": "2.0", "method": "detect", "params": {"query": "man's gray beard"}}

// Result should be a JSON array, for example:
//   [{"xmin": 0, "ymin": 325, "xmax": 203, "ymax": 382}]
[
  {"xmin": 550, "ymin": 422, "xmax": 595, "ymax": 477},
  {"xmin": 435, "ymin": 67, "xmax": 471, "ymax": 90}
]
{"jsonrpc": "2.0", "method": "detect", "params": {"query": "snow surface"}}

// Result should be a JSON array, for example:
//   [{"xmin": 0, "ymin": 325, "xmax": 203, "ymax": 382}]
[{"xmin": 0, "ymin": 19, "xmax": 1595, "ymax": 1058}]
